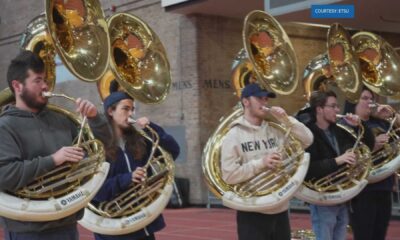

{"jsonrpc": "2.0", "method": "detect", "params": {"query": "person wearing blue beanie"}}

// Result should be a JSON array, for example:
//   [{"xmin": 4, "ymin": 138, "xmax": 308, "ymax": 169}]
[
  {"xmin": 92, "ymin": 80, "xmax": 180, "ymax": 240},
  {"xmin": 102, "ymin": 80, "xmax": 133, "ymax": 114}
]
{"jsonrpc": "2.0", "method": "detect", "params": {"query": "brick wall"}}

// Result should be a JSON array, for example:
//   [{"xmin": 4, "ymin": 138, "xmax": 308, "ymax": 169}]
[{"xmin": 0, "ymin": 1, "xmax": 400, "ymax": 204}]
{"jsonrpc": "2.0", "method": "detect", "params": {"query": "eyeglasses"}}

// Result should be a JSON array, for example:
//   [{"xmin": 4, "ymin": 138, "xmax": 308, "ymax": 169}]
[{"xmin": 324, "ymin": 104, "xmax": 340, "ymax": 109}]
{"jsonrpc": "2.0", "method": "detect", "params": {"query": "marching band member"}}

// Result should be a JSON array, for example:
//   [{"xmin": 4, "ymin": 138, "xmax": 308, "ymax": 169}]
[
  {"xmin": 301, "ymin": 90, "xmax": 374, "ymax": 240},
  {"xmin": 91, "ymin": 81, "xmax": 180, "ymax": 240},
  {"xmin": 0, "ymin": 51, "xmax": 110, "ymax": 240},
  {"xmin": 220, "ymin": 83, "xmax": 313, "ymax": 240},
  {"xmin": 344, "ymin": 87, "xmax": 396, "ymax": 240}
]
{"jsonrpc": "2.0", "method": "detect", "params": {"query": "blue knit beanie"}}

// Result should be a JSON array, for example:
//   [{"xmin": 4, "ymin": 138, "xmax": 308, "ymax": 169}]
[{"xmin": 103, "ymin": 80, "xmax": 133, "ymax": 112}]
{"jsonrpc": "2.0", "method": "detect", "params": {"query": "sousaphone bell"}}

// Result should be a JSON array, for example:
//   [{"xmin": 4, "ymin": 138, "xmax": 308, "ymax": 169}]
[{"xmin": 80, "ymin": 13, "xmax": 175, "ymax": 235}]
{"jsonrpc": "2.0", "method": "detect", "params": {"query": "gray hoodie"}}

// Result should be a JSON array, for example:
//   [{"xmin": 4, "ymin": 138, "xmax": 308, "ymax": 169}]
[
  {"xmin": 0, "ymin": 105, "xmax": 110, "ymax": 232},
  {"xmin": 221, "ymin": 116, "xmax": 313, "ymax": 213}
]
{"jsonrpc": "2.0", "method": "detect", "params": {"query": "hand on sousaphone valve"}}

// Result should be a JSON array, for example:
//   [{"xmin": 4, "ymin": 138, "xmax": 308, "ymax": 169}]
[
  {"xmin": 42, "ymin": 92, "xmax": 101, "ymax": 166},
  {"xmin": 264, "ymin": 106, "xmax": 288, "ymax": 120},
  {"xmin": 42, "ymin": 91, "xmax": 98, "ymax": 119},
  {"xmin": 127, "ymin": 116, "xmax": 164, "ymax": 185},
  {"xmin": 130, "ymin": 116, "xmax": 150, "ymax": 129},
  {"xmin": 262, "ymin": 152, "xmax": 282, "ymax": 170},
  {"xmin": 75, "ymin": 97, "xmax": 98, "ymax": 118},
  {"xmin": 370, "ymin": 102, "xmax": 397, "ymax": 120},
  {"xmin": 131, "ymin": 167, "xmax": 147, "ymax": 183},
  {"xmin": 374, "ymin": 133, "xmax": 390, "ymax": 151},
  {"xmin": 335, "ymin": 151, "xmax": 357, "ymax": 166},
  {"xmin": 336, "ymin": 114, "xmax": 361, "ymax": 166},
  {"xmin": 337, "ymin": 113, "xmax": 360, "ymax": 127},
  {"xmin": 335, "ymin": 114, "xmax": 363, "ymax": 169},
  {"xmin": 261, "ymin": 106, "xmax": 297, "ymax": 171},
  {"xmin": 128, "ymin": 115, "xmax": 169, "ymax": 186},
  {"xmin": 367, "ymin": 102, "xmax": 399, "ymax": 151},
  {"xmin": 261, "ymin": 106, "xmax": 293, "ymax": 128},
  {"xmin": 52, "ymin": 146, "xmax": 85, "ymax": 166}
]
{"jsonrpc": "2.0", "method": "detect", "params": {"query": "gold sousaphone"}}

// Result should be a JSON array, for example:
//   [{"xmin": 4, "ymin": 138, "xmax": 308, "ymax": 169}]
[
  {"xmin": 0, "ymin": 13, "xmax": 57, "ymax": 109},
  {"xmin": 296, "ymin": 122, "xmax": 371, "ymax": 206},
  {"xmin": 352, "ymin": 32, "xmax": 400, "ymax": 183},
  {"xmin": 353, "ymin": 32, "xmax": 400, "ymax": 97},
  {"xmin": 0, "ymin": 0, "xmax": 110, "ymax": 221},
  {"xmin": 231, "ymin": 10, "xmax": 299, "ymax": 97},
  {"xmin": 296, "ymin": 23, "xmax": 371, "ymax": 205},
  {"xmin": 79, "ymin": 13, "xmax": 175, "ymax": 235},
  {"xmin": 203, "ymin": 10, "xmax": 309, "ymax": 212},
  {"xmin": 303, "ymin": 23, "xmax": 362, "ymax": 103},
  {"xmin": 97, "ymin": 13, "xmax": 171, "ymax": 104}
]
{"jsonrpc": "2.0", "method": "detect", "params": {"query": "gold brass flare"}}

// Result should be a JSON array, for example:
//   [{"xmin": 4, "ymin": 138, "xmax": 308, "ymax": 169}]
[
  {"xmin": 107, "ymin": 13, "xmax": 171, "ymax": 104},
  {"xmin": 46, "ymin": 0, "xmax": 110, "ymax": 82}
]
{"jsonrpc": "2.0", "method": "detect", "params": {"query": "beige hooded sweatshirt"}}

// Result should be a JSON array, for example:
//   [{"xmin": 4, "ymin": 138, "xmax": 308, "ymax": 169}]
[{"xmin": 221, "ymin": 115, "xmax": 313, "ymax": 214}]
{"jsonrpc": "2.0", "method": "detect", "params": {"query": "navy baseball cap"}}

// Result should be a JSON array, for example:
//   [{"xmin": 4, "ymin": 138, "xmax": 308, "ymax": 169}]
[{"xmin": 241, "ymin": 83, "xmax": 276, "ymax": 99}]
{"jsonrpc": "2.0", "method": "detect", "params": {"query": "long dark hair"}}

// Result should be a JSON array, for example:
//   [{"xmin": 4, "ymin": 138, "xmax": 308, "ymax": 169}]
[{"xmin": 105, "ymin": 101, "xmax": 147, "ymax": 161}]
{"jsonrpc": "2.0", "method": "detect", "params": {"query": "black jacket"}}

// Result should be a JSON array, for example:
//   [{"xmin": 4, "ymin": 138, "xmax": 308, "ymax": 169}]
[
  {"xmin": 361, "ymin": 117, "xmax": 394, "ymax": 191},
  {"xmin": 305, "ymin": 121, "xmax": 375, "ymax": 181}
]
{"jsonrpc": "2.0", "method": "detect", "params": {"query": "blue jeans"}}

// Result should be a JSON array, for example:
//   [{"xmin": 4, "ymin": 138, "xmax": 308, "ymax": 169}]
[{"xmin": 309, "ymin": 204, "xmax": 348, "ymax": 240}]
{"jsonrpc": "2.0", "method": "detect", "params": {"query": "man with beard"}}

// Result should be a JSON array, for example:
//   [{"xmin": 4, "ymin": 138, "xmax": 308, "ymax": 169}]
[
  {"xmin": 91, "ymin": 80, "xmax": 180, "ymax": 240},
  {"xmin": 0, "ymin": 50, "xmax": 110, "ymax": 240},
  {"xmin": 220, "ymin": 83, "xmax": 313, "ymax": 240}
]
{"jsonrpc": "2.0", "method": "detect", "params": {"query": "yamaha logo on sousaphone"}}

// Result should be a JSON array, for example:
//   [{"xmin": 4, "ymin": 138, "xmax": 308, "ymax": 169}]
[
  {"xmin": 202, "ymin": 10, "xmax": 310, "ymax": 213},
  {"xmin": 296, "ymin": 24, "xmax": 372, "ymax": 206},
  {"xmin": 79, "ymin": 12, "xmax": 175, "ymax": 235},
  {"xmin": 0, "ymin": 0, "xmax": 110, "ymax": 221}
]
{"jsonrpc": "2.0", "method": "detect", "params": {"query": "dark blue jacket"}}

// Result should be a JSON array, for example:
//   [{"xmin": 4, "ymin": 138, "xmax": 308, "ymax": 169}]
[
  {"xmin": 362, "ymin": 117, "xmax": 394, "ymax": 192},
  {"xmin": 343, "ymin": 100, "xmax": 394, "ymax": 192},
  {"xmin": 93, "ymin": 122, "xmax": 180, "ymax": 240}
]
